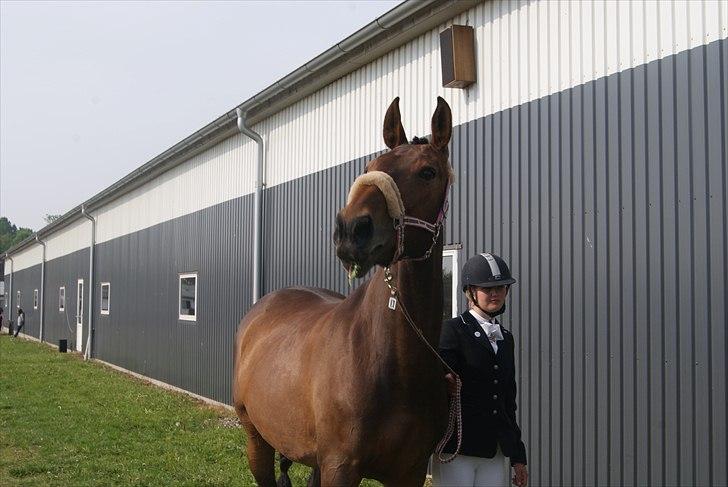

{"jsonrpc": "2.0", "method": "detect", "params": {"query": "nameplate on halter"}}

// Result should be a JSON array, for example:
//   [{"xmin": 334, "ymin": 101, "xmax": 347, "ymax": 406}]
[{"xmin": 388, "ymin": 297, "xmax": 397, "ymax": 310}]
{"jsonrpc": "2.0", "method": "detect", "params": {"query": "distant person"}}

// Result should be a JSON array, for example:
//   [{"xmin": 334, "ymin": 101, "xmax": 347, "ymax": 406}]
[{"xmin": 13, "ymin": 308, "xmax": 25, "ymax": 338}]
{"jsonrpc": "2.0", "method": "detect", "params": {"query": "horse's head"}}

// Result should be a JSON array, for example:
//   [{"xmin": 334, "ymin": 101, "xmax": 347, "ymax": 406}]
[{"xmin": 335, "ymin": 96, "xmax": 453, "ymax": 278}]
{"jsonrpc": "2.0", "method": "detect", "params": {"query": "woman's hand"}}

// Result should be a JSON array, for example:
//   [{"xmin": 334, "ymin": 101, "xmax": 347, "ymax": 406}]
[
  {"xmin": 444, "ymin": 372, "xmax": 457, "ymax": 396},
  {"xmin": 512, "ymin": 463, "xmax": 528, "ymax": 487}
]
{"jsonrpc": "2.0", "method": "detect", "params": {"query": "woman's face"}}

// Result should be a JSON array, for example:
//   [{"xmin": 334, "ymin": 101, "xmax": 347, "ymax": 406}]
[{"xmin": 471, "ymin": 285, "xmax": 509, "ymax": 314}]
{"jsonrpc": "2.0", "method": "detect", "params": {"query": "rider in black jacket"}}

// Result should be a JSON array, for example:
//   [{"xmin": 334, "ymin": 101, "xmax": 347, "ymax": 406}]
[{"xmin": 435, "ymin": 253, "xmax": 528, "ymax": 487}]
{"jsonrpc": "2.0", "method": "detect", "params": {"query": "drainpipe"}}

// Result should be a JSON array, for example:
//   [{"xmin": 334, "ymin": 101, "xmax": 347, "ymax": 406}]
[
  {"xmin": 81, "ymin": 206, "xmax": 96, "ymax": 360},
  {"xmin": 4, "ymin": 254, "xmax": 12, "ymax": 328},
  {"xmin": 35, "ymin": 236, "xmax": 46, "ymax": 342},
  {"xmin": 236, "ymin": 108, "xmax": 264, "ymax": 303}
]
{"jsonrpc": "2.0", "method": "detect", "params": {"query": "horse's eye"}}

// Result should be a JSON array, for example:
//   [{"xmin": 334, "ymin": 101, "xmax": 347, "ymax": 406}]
[{"xmin": 418, "ymin": 167, "xmax": 436, "ymax": 180}]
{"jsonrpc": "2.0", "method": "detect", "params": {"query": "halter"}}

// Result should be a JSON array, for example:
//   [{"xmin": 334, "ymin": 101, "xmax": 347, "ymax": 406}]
[{"xmin": 346, "ymin": 170, "xmax": 450, "ymax": 264}]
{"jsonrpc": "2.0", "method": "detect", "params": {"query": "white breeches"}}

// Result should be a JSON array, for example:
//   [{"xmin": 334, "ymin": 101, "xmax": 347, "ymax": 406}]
[{"xmin": 432, "ymin": 451, "xmax": 509, "ymax": 487}]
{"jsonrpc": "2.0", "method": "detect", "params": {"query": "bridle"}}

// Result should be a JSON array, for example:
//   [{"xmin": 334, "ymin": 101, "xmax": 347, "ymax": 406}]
[{"xmin": 346, "ymin": 170, "xmax": 451, "ymax": 264}]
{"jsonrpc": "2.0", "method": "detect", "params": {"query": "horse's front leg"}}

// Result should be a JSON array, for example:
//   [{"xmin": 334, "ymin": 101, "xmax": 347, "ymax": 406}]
[
  {"xmin": 307, "ymin": 466, "xmax": 321, "ymax": 487},
  {"xmin": 318, "ymin": 458, "xmax": 361, "ymax": 487},
  {"xmin": 382, "ymin": 459, "xmax": 429, "ymax": 487}
]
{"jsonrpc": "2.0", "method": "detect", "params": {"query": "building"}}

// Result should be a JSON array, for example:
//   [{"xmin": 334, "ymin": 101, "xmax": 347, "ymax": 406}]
[{"xmin": 3, "ymin": 1, "xmax": 727, "ymax": 484}]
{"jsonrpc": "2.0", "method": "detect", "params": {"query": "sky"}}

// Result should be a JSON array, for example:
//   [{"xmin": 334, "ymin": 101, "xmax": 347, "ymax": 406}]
[{"xmin": 0, "ymin": 0, "xmax": 401, "ymax": 230}]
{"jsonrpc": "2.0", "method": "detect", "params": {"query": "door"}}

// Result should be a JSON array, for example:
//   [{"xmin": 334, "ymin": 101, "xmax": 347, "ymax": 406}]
[{"xmin": 76, "ymin": 279, "xmax": 84, "ymax": 352}]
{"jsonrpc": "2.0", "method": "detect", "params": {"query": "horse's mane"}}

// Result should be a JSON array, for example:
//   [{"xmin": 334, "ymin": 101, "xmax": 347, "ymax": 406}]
[{"xmin": 410, "ymin": 136, "xmax": 429, "ymax": 145}]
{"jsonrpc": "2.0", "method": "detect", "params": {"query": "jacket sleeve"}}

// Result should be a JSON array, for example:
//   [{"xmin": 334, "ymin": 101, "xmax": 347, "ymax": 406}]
[
  {"xmin": 438, "ymin": 319, "xmax": 462, "ymax": 375},
  {"xmin": 506, "ymin": 333, "xmax": 528, "ymax": 465}
]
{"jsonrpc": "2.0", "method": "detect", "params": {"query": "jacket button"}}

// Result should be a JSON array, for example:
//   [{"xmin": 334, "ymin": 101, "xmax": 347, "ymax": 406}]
[
  {"xmin": 492, "ymin": 409, "xmax": 498, "ymax": 415},
  {"xmin": 493, "ymin": 379, "xmax": 499, "ymax": 385},
  {"xmin": 493, "ymin": 364, "xmax": 499, "ymax": 370},
  {"xmin": 492, "ymin": 394, "xmax": 498, "ymax": 400}
]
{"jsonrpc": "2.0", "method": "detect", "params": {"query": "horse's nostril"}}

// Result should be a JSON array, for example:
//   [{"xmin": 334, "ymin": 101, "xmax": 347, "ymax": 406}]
[
  {"xmin": 333, "ymin": 215, "xmax": 345, "ymax": 243},
  {"xmin": 351, "ymin": 215, "xmax": 373, "ymax": 247}
]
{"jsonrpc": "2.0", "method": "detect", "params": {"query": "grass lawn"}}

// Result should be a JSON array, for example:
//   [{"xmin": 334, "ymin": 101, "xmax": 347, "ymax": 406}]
[{"xmin": 0, "ymin": 335, "xmax": 383, "ymax": 486}]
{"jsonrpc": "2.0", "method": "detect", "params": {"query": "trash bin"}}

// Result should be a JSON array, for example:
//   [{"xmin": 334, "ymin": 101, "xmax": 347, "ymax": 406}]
[{"xmin": 59, "ymin": 339, "xmax": 67, "ymax": 353}]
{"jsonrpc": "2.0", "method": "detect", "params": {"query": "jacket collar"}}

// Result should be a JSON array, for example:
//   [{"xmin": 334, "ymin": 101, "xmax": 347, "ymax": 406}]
[{"xmin": 459, "ymin": 311, "xmax": 503, "ymax": 356}]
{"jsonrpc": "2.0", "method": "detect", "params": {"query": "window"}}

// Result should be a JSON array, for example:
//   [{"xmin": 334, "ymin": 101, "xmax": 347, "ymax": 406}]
[
  {"xmin": 178, "ymin": 273, "xmax": 197, "ymax": 321},
  {"xmin": 442, "ymin": 249, "xmax": 459, "ymax": 320},
  {"xmin": 59, "ymin": 286, "xmax": 65, "ymax": 312},
  {"xmin": 100, "ymin": 283, "xmax": 110, "ymax": 315},
  {"xmin": 33, "ymin": 289, "xmax": 38, "ymax": 310},
  {"xmin": 16, "ymin": 290, "xmax": 21, "ymax": 308}
]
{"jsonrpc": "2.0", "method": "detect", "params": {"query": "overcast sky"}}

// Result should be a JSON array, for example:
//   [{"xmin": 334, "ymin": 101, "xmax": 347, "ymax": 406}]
[{"xmin": 0, "ymin": 0, "xmax": 401, "ymax": 230}]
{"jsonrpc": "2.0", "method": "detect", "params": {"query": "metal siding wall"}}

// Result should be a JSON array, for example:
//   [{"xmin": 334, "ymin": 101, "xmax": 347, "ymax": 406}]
[
  {"xmin": 10, "ymin": 244, "xmax": 42, "ymax": 272},
  {"xmin": 258, "ymin": 37, "xmax": 727, "ymax": 487},
  {"xmin": 92, "ymin": 194, "xmax": 254, "ymax": 404},
  {"xmin": 45, "ymin": 218, "xmax": 91, "ymax": 261},
  {"xmin": 3, "ymin": 265, "xmax": 42, "ymax": 338},
  {"xmin": 42, "ymin": 249, "xmax": 90, "ymax": 351},
  {"xmin": 94, "ymin": 133, "xmax": 256, "ymax": 245},
  {"xmin": 445, "ymin": 39, "xmax": 726, "ymax": 487},
  {"xmin": 11, "ymin": 0, "xmax": 721, "ymax": 266}
]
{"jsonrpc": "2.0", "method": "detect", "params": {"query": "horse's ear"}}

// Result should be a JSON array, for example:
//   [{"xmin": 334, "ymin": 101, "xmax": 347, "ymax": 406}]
[
  {"xmin": 430, "ymin": 96, "xmax": 452, "ymax": 152},
  {"xmin": 383, "ymin": 97, "xmax": 408, "ymax": 149}
]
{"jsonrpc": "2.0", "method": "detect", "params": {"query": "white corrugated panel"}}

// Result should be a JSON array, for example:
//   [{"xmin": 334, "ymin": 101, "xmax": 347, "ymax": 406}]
[
  {"xmin": 95, "ymin": 133, "xmax": 257, "ymax": 244},
  {"xmin": 45, "ymin": 219, "xmax": 91, "ymax": 261},
  {"xmin": 9, "ymin": 245, "xmax": 42, "ymax": 272},
  {"xmin": 261, "ymin": 0, "xmax": 727, "ymax": 190}
]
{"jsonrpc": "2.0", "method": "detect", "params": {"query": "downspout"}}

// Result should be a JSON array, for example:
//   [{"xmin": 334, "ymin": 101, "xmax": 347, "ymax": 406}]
[
  {"xmin": 81, "ymin": 206, "xmax": 96, "ymax": 360},
  {"xmin": 4, "ymin": 254, "xmax": 12, "ymax": 327},
  {"xmin": 236, "ymin": 108, "xmax": 264, "ymax": 303},
  {"xmin": 35, "ymin": 236, "xmax": 46, "ymax": 342}
]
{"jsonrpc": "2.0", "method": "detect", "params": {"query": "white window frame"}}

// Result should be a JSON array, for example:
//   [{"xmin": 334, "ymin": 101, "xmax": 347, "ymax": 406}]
[
  {"xmin": 33, "ymin": 289, "xmax": 38, "ymax": 310},
  {"xmin": 178, "ymin": 273, "xmax": 198, "ymax": 322},
  {"xmin": 100, "ymin": 282, "xmax": 111, "ymax": 315},
  {"xmin": 16, "ymin": 290, "xmax": 21, "ymax": 309},
  {"xmin": 443, "ymin": 249, "xmax": 459, "ymax": 319},
  {"xmin": 59, "ymin": 286, "xmax": 65, "ymax": 312}
]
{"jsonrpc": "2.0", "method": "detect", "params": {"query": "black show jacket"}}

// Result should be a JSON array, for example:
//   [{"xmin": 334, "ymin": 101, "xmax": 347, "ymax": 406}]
[{"xmin": 439, "ymin": 311, "xmax": 527, "ymax": 465}]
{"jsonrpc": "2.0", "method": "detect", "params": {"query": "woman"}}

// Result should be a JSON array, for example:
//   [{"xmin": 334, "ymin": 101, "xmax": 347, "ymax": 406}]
[
  {"xmin": 434, "ymin": 253, "xmax": 528, "ymax": 487},
  {"xmin": 13, "ymin": 308, "xmax": 25, "ymax": 338}
]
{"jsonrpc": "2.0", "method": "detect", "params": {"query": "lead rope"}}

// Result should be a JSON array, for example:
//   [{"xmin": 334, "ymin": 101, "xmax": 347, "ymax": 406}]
[{"xmin": 383, "ymin": 267, "xmax": 462, "ymax": 463}]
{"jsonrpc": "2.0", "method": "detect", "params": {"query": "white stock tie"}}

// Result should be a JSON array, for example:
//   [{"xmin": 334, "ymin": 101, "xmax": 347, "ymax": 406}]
[{"xmin": 484, "ymin": 322, "xmax": 504, "ymax": 342}]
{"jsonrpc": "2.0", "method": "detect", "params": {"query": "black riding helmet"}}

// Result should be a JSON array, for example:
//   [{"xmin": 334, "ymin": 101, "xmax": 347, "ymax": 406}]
[
  {"xmin": 461, "ymin": 253, "xmax": 516, "ymax": 317},
  {"xmin": 461, "ymin": 253, "xmax": 516, "ymax": 290}
]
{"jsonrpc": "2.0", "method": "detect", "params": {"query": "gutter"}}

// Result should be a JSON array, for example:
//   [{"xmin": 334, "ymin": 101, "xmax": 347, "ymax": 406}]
[
  {"xmin": 34, "ymin": 236, "xmax": 46, "ymax": 341},
  {"xmin": 3, "ymin": 0, "xmax": 478, "ymax": 258},
  {"xmin": 236, "ymin": 108, "xmax": 264, "ymax": 303},
  {"xmin": 81, "ymin": 206, "xmax": 96, "ymax": 360}
]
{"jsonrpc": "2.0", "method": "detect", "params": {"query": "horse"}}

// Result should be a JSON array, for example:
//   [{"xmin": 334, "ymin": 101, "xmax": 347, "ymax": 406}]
[{"xmin": 233, "ymin": 97, "xmax": 455, "ymax": 486}]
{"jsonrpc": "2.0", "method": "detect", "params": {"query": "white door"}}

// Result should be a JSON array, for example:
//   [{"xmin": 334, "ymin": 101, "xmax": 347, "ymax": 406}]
[{"xmin": 76, "ymin": 279, "xmax": 84, "ymax": 352}]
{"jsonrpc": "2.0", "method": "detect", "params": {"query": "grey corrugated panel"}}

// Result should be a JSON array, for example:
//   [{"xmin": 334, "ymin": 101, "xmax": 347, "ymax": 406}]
[
  {"xmin": 631, "ymin": 61, "xmax": 650, "ymax": 487},
  {"xmin": 705, "ymin": 38, "xmax": 728, "ymax": 486},
  {"xmin": 5, "ymin": 265, "xmax": 42, "ymax": 338},
  {"xmin": 92, "ymin": 195, "xmax": 254, "ymax": 404},
  {"xmin": 41, "ymin": 249, "xmax": 89, "ymax": 350}
]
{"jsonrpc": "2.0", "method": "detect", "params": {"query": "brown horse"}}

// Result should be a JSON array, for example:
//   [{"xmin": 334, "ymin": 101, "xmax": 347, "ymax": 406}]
[{"xmin": 233, "ymin": 97, "xmax": 454, "ymax": 486}]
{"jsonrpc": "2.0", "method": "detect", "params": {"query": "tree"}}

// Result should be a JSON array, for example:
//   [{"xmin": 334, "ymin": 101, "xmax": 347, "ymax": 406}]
[
  {"xmin": 0, "ymin": 217, "xmax": 33, "ymax": 254},
  {"xmin": 44, "ymin": 214, "xmax": 62, "ymax": 224}
]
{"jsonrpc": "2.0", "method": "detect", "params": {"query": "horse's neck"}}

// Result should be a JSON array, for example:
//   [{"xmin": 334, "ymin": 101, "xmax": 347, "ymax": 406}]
[{"xmin": 360, "ymin": 249, "xmax": 444, "ymax": 375}]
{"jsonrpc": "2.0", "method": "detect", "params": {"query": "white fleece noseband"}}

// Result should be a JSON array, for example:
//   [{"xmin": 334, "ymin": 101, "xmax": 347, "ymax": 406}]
[
  {"xmin": 345, "ymin": 170, "xmax": 450, "ymax": 263},
  {"xmin": 346, "ymin": 171, "xmax": 405, "ymax": 220}
]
